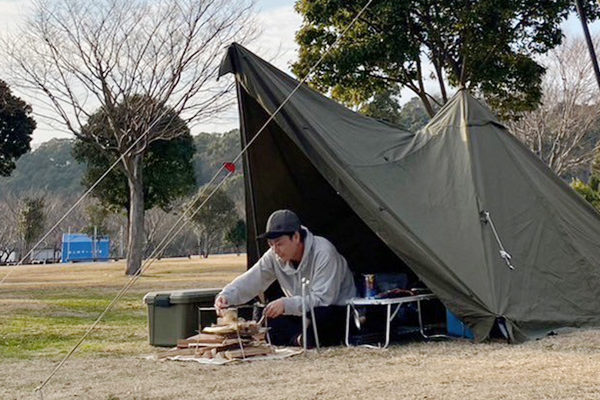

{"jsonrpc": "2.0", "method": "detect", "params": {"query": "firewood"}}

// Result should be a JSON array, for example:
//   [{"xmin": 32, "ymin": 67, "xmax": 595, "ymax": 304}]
[
  {"xmin": 186, "ymin": 338, "xmax": 248, "ymax": 348},
  {"xmin": 203, "ymin": 324, "xmax": 238, "ymax": 335},
  {"xmin": 156, "ymin": 347, "xmax": 198, "ymax": 359},
  {"xmin": 202, "ymin": 321, "xmax": 260, "ymax": 336},
  {"xmin": 183, "ymin": 333, "xmax": 225, "ymax": 344},
  {"xmin": 224, "ymin": 346, "xmax": 274, "ymax": 360}
]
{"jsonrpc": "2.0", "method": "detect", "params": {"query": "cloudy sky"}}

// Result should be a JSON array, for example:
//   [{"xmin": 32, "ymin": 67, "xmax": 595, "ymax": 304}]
[{"xmin": 0, "ymin": 0, "xmax": 596, "ymax": 145}]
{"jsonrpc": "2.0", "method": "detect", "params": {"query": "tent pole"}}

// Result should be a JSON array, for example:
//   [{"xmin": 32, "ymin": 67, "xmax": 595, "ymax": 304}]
[
  {"xmin": 236, "ymin": 78, "xmax": 262, "ymax": 264},
  {"xmin": 575, "ymin": 0, "xmax": 600, "ymax": 91}
]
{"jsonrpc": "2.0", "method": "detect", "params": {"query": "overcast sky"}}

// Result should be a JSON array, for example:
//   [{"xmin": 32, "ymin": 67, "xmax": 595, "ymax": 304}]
[{"xmin": 0, "ymin": 1, "xmax": 596, "ymax": 145}]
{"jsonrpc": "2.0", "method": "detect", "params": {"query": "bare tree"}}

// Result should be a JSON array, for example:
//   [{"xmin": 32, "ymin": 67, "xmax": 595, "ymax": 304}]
[
  {"xmin": 2, "ymin": 0, "xmax": 257, "ymax": 274},
  {"xmin": 507, "ymin": 36, "xmax": 600, "ymax": 178},
  {"xmin": 144, "ymin": 206, "xmax": 196, "ymax": 258},
  {"xmin": 0, "ymin": 193, "xmax": 22, "ymax": 263},
  {"xmin": 191, "ymin": 189, "xmax": 237, "ymax": 258}
]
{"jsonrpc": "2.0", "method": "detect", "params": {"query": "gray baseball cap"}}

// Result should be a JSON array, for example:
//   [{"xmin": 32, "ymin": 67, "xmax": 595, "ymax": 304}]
[{"xmin": 258, "ymin": 209, "xmax": 301, "ymax": 239}]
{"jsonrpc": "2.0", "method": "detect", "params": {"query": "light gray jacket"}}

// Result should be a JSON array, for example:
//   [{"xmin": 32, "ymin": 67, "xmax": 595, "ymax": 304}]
[{"xmin": 219, "ymin": 227, "xmax": 356, "ymax": 316}]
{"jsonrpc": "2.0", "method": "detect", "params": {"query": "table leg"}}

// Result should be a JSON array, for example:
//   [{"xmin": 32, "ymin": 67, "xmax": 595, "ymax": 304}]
[
  {"xmin": 417, "ymin": 300, "xmax": 426, "ymax": 337},
  {"xmin": 384, "ymin": 303, "xmax": 391, "ymax": 348},
  {"xmin": 416, "ymin": 299, "xmax": 449, "ymax": 340},
  {"xmin": 345, "ymin": 304, "xmax": 352, "ymax": 347}
]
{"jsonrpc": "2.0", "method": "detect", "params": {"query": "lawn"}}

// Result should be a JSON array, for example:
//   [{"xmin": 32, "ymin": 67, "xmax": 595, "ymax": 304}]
[
  {"xmin": 0, "ymin": 256, "xmax": 244, "ymax": 360},
  {"xmin": 1, "ymin": 255, "xmax": 600, "ymax": 400}
]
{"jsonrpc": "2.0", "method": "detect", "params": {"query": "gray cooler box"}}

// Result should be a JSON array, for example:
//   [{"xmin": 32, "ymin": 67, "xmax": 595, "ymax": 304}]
[{"xmin": 143, "ymin": 288, "xmax": 221, "ymax": 347}]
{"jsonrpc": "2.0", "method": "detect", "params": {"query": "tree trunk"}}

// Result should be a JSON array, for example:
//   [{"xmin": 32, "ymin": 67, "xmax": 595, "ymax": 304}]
[
  {"xmin": 126, "ymin": 155, "xmax": 145, "ymax": 275},
  {"xmin": 203, "ymin": 231, "xmax": 210, "ymax": 258}
]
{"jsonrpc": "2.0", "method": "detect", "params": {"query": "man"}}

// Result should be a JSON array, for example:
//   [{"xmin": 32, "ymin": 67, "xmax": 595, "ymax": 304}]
[{"xmin": 214, "ymin": 209, "xmax": 356, "ymax": 346}]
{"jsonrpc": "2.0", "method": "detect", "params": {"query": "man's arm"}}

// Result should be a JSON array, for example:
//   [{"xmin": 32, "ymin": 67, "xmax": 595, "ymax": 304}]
[{"xmin": 216, "ymin": 252, "xmax": 278, "ymax": 309}]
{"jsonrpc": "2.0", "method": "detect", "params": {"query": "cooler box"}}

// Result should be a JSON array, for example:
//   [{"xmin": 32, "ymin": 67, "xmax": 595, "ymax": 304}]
[
  {"xmin": 143, "ymin": 288, "xmax": 221, "ymax": 347},
  {"xmin": 446, "ymin": 309, "xmax": 475, "ymax": 339}
]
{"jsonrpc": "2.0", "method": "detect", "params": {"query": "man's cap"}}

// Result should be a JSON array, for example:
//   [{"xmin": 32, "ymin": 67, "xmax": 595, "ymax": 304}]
[{"xmin": 258, "ymin": 209, "xmax": 301, "ymax": 240}]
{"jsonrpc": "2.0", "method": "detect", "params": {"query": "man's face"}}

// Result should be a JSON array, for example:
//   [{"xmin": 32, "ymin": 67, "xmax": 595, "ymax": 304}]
[{"xmin": 267, "ymin": 232, "xmax": 302, "ymax": 263}]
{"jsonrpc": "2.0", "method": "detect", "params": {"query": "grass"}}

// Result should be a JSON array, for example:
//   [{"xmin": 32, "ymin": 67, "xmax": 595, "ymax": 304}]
[
  {"xmin": 0, "ymin": 255, "xmax": 245, "ymax": 360},
  {"xmin": 2, "ymin": 255, "xmax": 600, "ymax": 400}
]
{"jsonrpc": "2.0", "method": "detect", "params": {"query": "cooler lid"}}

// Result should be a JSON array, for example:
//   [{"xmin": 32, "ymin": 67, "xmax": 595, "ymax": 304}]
[{"xmin": 143, "ymin": 288, "xmax": 221, "ymax": 304}]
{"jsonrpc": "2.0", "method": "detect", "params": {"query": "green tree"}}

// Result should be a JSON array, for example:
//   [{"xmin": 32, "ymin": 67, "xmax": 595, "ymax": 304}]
[
  {"xmin": 0, "ymin": 79, "xmax": 35, "ymax": 176},
  {"xmin": 72, "ymin": 97, "xmax": 196, "ymax": 273},
  {"xmin": 572, "ymin": 177, "xmax": 600, "ymax": 211},
  {"xmin": 191, "ymin": 189, "xmax": 237, "ymax": 258},
  {"xmin": 19, "ymin": 197, "xmax": 45, "ymax": 262},
  {"xmin": 293, "ymin": 0, "xmax": 600, "ymax": 118},
  {"xmin": 225, "ymin": 219, "xmax": 246, "ymax": 256},
  {"xmin": 192, "ymin": 129, "xmax": 245, "ymax": 214},
  {"xmin": 193, "ymin": 130, "xmax": 242, "ymax": 185},
  {"xmin": 358, "ymin": 88, "xmax": 403, "ymax": 126},
  {"xmin": 397, "ymin": 97, "xmax": 441, "ymax": 132}
]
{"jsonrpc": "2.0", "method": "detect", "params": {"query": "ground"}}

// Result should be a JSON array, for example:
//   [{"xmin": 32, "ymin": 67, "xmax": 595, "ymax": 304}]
[{"xmin": 1, "ymin": 256, "xmax": 600, "ymax": 400}]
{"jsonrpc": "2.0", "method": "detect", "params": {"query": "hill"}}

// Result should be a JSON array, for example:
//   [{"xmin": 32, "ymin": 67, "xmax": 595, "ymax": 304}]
[
  {"xmin": 0, "ymin": 138, "xmax": 85, "ymax": 198},
  {"xmin": 0, "ymin": 130, "xmax": 244, "ymax": 202}
]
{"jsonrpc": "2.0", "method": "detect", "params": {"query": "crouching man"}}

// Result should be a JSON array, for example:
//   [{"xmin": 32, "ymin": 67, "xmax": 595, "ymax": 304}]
[{"xmin": 214, "ymin": 209, "xmax": 356, "ymax": 347}]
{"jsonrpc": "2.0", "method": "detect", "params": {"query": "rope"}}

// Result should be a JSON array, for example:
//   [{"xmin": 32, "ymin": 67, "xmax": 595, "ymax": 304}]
[
  {"xmin": 235, "ymin": 322, "xmax": 246, "ymax": 360},
  {"xmin": 225, "ymin": 0, "xmax": 376, "ymax": 170},
  {"xmin": 33, "ymin": 0, "xmax": 376, "ymax": 393},
  {"xmin": 35, "ymin": 168, "xmax": 233, "ymax": 394},
  {"xmin": 481, "ymin": 211, "xmax": 515, "ymax": 270}
]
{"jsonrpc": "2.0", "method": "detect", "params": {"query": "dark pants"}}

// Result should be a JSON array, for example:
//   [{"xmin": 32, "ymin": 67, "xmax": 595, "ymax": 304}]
[{"xmin": 267, "ymin": 306, "xmax": 346, "ymax": 347}]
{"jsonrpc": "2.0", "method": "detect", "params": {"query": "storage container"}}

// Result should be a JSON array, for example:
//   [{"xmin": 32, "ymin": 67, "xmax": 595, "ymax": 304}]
[
  {"xmin": 143, "ymin": 288, "xmax": 221, "ymax": 346},
  {"xmin": 446, "ymin": 309, "xmax": 474, "ymax": 339}
]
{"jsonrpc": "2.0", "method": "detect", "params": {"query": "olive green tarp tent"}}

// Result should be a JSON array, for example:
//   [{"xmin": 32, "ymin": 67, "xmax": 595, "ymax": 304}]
[{"xmin": 218, "ymin": 43, "xmax": 600, "ymax": 343}]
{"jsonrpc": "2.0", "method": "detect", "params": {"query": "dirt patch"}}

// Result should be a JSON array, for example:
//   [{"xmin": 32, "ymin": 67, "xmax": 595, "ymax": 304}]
[
  {"xmin": 0, "ymin": 299, "xmax": 50, "ymax": 314},
  {"xmin": 4, "ymin": 331, "xmax": 600, "ymax": 400}
]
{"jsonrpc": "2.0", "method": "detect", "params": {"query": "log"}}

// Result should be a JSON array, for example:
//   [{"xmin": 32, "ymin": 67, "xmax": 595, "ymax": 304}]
[
  {"xmin": 156, "ymin": 347, "xmax": 199, "ymax": 359},
  {"xmin": 188, "ymin": 339, "xmax": 248, "ymax": 349},
  {"xmin": 224, "ymin": 346, "xmax": 274, "ymax": 360}
]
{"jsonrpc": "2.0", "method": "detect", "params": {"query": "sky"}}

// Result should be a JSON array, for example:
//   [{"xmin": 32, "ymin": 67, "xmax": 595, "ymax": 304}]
[
  {"xmin": 0, "ymin": 0, "xmax": 597, "ymax": 145},
  {"xmin": 0, "ymin": 0, "xmax": 301, "ymax": 145}
]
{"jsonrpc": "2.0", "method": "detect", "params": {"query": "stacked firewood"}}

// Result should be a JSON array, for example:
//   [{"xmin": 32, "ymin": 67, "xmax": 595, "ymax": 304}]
[{"xmin": 157, "ymin": 310, "xmax": 274, "ymax": 361}]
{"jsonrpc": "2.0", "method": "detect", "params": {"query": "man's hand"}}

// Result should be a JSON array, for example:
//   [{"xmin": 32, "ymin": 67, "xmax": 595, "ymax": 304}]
[
  {"xmin": 214, "ymin": 294, "xmax": 229, "ymax": 316},
  {"xmin": 264, "ymin": 298, "xmax": 285, "ymax": 319}
]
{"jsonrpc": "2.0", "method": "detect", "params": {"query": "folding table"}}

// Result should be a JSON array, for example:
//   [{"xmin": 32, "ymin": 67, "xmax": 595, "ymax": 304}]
[{"xmin": 344, "ymin": 293, "xmax": 437, "ymax": 348}]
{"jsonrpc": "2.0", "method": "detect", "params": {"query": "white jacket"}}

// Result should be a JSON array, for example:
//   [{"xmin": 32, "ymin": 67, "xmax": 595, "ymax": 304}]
[{"xmin": 219, "ymin": 227, "xmax": 356, "ymax": 316}]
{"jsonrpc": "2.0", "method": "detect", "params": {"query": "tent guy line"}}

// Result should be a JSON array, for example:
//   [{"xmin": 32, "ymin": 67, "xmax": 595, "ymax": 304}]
[
  {"xmin": 35, "ymin": 166, "xmax": 235, "ymax": 398},
  {"xmin": 32, "ymin": 1, "xmax": 377, "ymax": 396},
  {"xmin": 480, "ymin": 211, "xmax": 515, "ymax": 270}
]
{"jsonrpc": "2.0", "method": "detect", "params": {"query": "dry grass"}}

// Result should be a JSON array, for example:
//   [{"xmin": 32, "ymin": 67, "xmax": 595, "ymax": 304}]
[
  {"xmin": 2, "ymin": 255, "xmax": 600, "ymax": 400},
  {"xmin": 0, "ymin": 255, "xmax": 244, "ymax": 293}
]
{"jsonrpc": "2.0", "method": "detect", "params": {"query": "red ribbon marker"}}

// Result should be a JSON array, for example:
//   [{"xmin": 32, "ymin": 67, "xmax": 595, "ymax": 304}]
[{"xmin": 224, "ymin": 162, "xmax": 236, "ymax": 173}]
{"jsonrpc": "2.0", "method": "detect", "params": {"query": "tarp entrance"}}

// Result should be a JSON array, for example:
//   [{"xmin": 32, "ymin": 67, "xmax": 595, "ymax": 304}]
[{"xmin": 238, "ymin": 83, "xmax": 413, "ymax": 277}]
